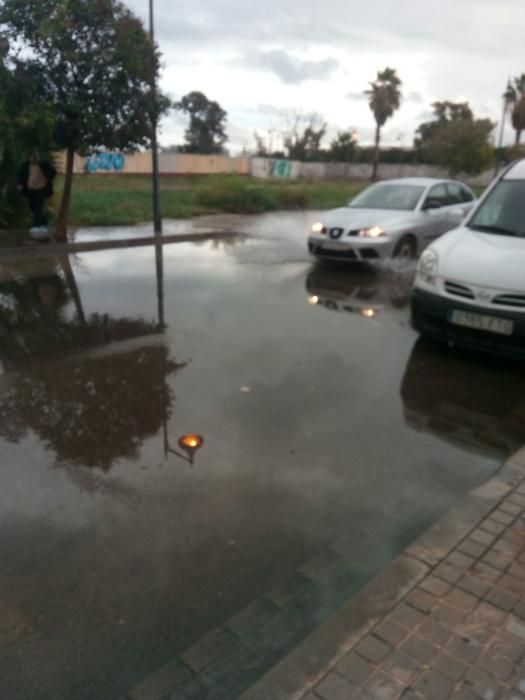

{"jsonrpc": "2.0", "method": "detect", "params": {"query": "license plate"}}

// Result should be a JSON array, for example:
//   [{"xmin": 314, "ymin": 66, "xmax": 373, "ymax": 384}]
[
  {"xmin": 322, "ymin": 241, "xmax": 349, "ymax": 251},
  {"xmin": 450, "ymin": 310, "xmax": 514, "ymax": 336}
]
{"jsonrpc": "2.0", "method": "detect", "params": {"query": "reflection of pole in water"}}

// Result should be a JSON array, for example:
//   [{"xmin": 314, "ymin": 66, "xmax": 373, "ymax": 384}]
[
  {"xmin": 156, "ymin": 236, "xmax": 168, "ymax": 459},
  {"xmin": 155, "ymin": 239, "xmax": 165, "ymax": 329},
  {"xmin": 59, "ymin": 254, "xmax": 86, "ymax": 324}
]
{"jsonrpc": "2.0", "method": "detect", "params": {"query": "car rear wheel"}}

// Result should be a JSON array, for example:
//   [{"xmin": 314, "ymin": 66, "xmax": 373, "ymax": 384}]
[{"xmin": 393, "ymin": 235, "xmax": 416, "ymax": 259}]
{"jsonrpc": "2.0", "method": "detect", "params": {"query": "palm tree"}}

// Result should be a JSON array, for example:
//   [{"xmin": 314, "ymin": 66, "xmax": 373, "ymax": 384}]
[
  {"xmin": 504, "ymin": 75, "xmax": 525, "ymax": 145},
  {"xmin": 512, "ymin": 97, "xmax": 525, "ymax": 145},
  {"xmin": 366, "ymin": 68, "xmax": 403, "ymax": 180}
]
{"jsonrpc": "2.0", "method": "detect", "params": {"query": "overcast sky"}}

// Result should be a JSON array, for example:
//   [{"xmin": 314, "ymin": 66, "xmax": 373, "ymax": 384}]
[{"xmin": 125, "ymin": 0, "xmax": 524, "ymax": 154}]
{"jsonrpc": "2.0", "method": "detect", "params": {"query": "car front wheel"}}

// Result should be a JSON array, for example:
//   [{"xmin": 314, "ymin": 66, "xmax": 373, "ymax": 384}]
[{"xmin": 393, "ymin": 235, "xmax": 416, "ymax": 260}]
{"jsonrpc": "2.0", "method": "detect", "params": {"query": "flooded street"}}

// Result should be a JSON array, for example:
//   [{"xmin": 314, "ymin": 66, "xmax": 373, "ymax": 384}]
[{"xmin": 1, "ymin": 213, "xmax": 524, "ymax": 699}]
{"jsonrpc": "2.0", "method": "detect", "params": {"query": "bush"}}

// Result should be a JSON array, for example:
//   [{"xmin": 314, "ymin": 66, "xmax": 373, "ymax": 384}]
[
  {"xmin": 276, "ymin": 186, "xmax": 309, "ymax": 209},
  {"xmin": 0, "ymin": 187, "xmax": 28, "ymax": 228},
  {"xmin": 196, "ymin": 176, "xmax": 277, "ymax": 214},
  {"xmin": 0, "ymin": 142, "xmax": 28, "ymax": 228}
]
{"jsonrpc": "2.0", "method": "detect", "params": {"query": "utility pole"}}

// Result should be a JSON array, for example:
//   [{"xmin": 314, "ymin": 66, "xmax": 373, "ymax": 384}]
[{"xmin": 149, "ymin": 0, "xmax": 162, "ymax": 234}]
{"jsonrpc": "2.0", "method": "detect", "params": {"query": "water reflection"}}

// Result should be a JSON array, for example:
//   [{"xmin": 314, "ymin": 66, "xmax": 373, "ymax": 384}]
[
  {"xmin": 0, "ymin": 238, "xmax": 507, "ymax": 700},
  {"xmin": 0, "ymin": 252, "xmax": 183, "ymax": 471},
  {"xmin": 0, "ymin": 256, "xmax": 70, "ymax": 356},
  {"xmin": 166, "ymin": 433, "xmax": 205, "ymax": 466},
  {"xmin": 401, "ymin": 339, "xmax": 525, "ymax": 460},
  {"xmin": 305, "ymin": 263, "xmax": 414, "ymax": 318}
]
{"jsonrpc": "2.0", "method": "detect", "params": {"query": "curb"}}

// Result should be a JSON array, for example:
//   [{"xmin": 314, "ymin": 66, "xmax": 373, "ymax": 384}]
[
  {"xmin": 240, "ymin": 449, "xmax": 525, "ymax": 700},
  {"xmin": 0, "ymin": 231, "xmax": 245, "ymax": 259}
]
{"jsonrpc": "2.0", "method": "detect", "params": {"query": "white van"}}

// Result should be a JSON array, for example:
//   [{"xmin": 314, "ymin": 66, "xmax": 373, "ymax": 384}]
[{"xmin": 412, "ymin": 159, "xmax": 525, "ymax": 358}]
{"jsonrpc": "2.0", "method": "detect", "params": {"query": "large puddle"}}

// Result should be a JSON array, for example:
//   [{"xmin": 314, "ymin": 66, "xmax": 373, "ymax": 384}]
[{"xmin": 1, "ymin": 222, "xmax": 523, "ymax": 699}]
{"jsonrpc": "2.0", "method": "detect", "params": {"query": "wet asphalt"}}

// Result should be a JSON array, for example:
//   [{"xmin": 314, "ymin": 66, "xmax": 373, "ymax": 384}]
[{"xmin": 0, "ymin": 212, "xmax": 524, "ymax": 699}]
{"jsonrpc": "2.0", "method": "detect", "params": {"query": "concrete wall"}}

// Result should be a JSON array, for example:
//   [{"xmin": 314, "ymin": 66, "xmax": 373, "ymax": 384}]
[
  {"xmin": 57, "ymin": 150, "xmax": 494, "ymax": 186},
  {"xmin": 252, "ymin": 159, "xmax": 493, "ymax": 186},
  {"xmin": 251, "ymin": 158, "xmax": 302, "ymax": 179},
  {"xmin": 160, "ymin": 154, "xmax": 251, "ymax": 175},
  {"xmin": 58, "ymin": 151, "xmax": 251, "ymax": 176}
]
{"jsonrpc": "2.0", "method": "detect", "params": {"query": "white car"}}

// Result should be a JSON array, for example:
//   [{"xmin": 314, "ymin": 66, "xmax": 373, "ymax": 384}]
[
  {"xmin": 412, "ymin": 159, "xmax": 525, "ymax": 357},
  {"xmin": 308, "ymin": 178, "xmax": 476, "ymax": 262}
]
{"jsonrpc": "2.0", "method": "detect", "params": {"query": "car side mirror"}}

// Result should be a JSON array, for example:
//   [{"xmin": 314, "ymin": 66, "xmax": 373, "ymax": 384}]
[
  {"xmin": 423, "ymin": 198, "xmax": 442, "ymax": 211},
  {"xmin": 450, "ymin": 208, "xmax": 465, "ymax": 220}
]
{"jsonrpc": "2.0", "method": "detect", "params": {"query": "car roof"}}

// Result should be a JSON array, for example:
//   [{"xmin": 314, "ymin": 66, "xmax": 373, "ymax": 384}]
[
  {"xmin": 375, "ymin": 177, "xmax": 460, "ymax": 187},
  {"xmin": 503, "ymin": 159, "xmax": 525, "ymax": 180}
]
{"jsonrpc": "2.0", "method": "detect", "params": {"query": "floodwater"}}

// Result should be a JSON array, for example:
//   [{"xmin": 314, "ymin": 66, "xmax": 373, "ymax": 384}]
[{"xmin": 1, "ymin": 213, "xmax": 524, "ymax": 700}]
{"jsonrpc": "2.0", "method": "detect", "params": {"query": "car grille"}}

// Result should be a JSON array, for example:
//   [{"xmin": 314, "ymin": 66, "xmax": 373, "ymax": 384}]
[
  {"xmin": 444, "ymin": 281, "xmax": 475, "ymax": 300},
  {"xmin": 327, "ymin": 228, "xmax": 361, "ymax": 238},
  {"xmin": 492, "ymin": 294, "xmax": 525, "ymax": 308}
]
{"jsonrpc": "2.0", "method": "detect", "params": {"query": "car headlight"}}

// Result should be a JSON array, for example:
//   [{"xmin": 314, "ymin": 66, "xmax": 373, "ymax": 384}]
[
  {"xmin": 311, "ymin": 222, "xmax": 325, "ymax": 234},
  {"xmin": 417, "ymin": 249, "xmax": 439, "ymax": 285},
  {"xmin": 358, "ymin": 226, "xmax": 385, "ymax": 238},
  {"xmin": 360, "ymin": 308, "xmax": 377, "ymax": 319}
]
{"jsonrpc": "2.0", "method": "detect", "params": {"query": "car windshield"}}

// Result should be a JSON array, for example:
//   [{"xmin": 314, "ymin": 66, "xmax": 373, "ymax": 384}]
[
  {"xmin": 469, "ymin": 180, "xmax": 525, "ymax": 238},
  {"xmin": 348, "ymin": 184, "xmax": 425, "ymax": 211}
]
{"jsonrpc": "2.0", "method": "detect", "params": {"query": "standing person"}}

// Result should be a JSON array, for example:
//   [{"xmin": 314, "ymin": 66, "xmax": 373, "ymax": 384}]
[{"xmin": 17, "ymin": 151, "xmax": 57, "ymax": 239}]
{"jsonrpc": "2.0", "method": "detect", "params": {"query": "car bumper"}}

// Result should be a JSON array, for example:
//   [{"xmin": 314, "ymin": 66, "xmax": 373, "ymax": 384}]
[
  {"xmin": 411, "ymin": 287, "xmax": 525, "ymax": 359},
  {"xmin": 308, "ymin": 236, "xmax": 395, "ymax": 261}
]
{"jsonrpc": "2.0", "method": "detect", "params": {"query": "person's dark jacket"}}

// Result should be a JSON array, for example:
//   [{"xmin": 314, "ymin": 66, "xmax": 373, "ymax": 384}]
[{"xmin": 17, "ymin": 160, "xmax": 57, "ymax": 197}]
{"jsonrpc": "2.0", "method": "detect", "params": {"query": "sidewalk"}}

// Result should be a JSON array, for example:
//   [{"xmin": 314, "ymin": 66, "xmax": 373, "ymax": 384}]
[{"xmin": 243, "ymin": 450, "xmax": 525, "ymax": 700}]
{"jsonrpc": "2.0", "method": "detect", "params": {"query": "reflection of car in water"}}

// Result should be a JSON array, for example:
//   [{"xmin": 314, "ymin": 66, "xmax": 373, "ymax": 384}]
[
  {"xmin": 401, "ymin": 339, "xmax": 525, "ymax": 460},
  {"xmin": 306, "ymin": 264, "xmax": 415, "ymax": 319}
]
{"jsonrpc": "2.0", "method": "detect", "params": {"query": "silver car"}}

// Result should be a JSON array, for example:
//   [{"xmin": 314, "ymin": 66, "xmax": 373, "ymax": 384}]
[{"xmin": 308, "ymin": 178, "xmax": 476, "ymax": 262}]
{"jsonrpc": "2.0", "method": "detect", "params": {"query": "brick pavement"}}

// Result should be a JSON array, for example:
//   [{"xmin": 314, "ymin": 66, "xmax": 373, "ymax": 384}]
[
  {"xmin": 120, "ymin": 453, "xmax": 525, "ymax": 700},
  {"xmin": 303, "ymin": 479, "xmax": 525, "ymax": 700}
]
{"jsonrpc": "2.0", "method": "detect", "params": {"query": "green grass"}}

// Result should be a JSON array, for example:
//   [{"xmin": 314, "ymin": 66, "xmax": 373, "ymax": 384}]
[
  {"xmin": 58, "ymin": 174, "xmax": 365, "ymax": 227},
  {"xmin": 58, "ymin": 174, "xmax": 488, "ymax": 229},
  {"xmin": 67, "ymin": 187, "xmax": 196, "ymax": 226}
]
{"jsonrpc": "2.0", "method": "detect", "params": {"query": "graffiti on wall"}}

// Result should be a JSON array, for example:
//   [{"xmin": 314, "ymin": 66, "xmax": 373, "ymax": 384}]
[
  {"xmin": 270, "ymin": 159, "xmax": 292, "ymax": 178},
  {"xmin": 85, "ymin": 152, "xmax": 125, "ymax": 173}
]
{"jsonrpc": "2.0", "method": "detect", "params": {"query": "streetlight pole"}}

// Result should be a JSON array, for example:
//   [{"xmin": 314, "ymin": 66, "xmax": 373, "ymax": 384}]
[{"xmin": 149, "ymin": 0, "xmax": 162, "ymax": 234}]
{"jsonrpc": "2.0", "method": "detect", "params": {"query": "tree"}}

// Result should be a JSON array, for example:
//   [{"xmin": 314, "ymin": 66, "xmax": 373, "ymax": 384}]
[
  {"xmin": 418, "ymin": 103, "xmax": 495, "ymax": 176},
  {"xmin": 415, "ymin": 101, "xmax": 473, "ymax": 151},
  {"xmin": 0, "ymin": 0, "xmax": 169, "ymax": 240},
  {"xmin": 283, "ymin": 113, "xmax": 327, "ymax": 161},
  {"xmin": 0, "ymin": 40, "xmax": 55, "ymax": 227},
  {"xmin": 366, "ymin": 68, "xmax": 402, "ymax": 180},
  {"xmin": 175, "ymin": 91, "xmax": 227, "ymax": 154},
  {"xmin": 415, "ymin": 101, "xmax": 475, "ymax": 164},
  {"xmin": 253, "ymin": 131, "xmax": 269, "ymax": 157},
  {"xmin": 328, "ymin": 131, "xmax": 358, "ymax": 162},
  {"xmin": 504, "ymin": 75, "xmax": 525, "ymax": 145},
  {"xmin": 511, "ymin": 98, "xmax": 525, "ymax": 146}
]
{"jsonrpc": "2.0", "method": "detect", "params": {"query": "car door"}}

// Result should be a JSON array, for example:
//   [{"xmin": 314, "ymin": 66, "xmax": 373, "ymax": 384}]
[
  {"xmin": 420, "ymin": 184, "xmax": 452, "ymax": 241},
  {"xmin": 446, "ymin": 182, "xmax": 476, "ymax": 225}
]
